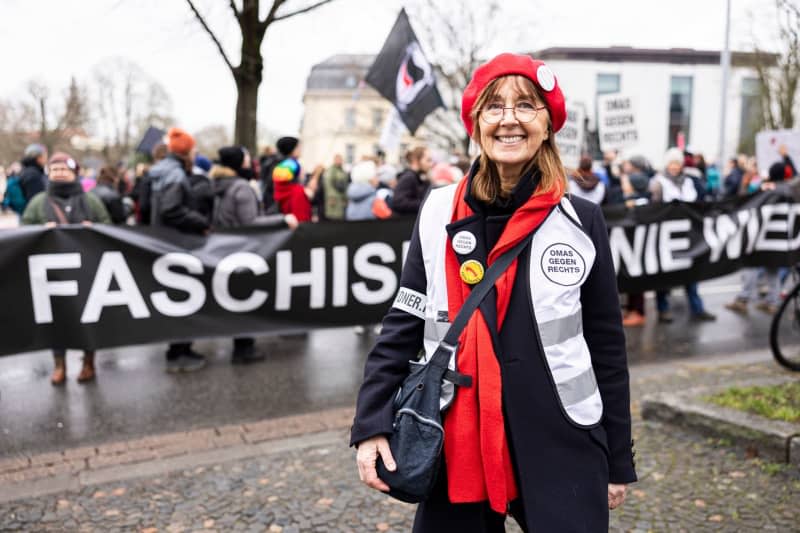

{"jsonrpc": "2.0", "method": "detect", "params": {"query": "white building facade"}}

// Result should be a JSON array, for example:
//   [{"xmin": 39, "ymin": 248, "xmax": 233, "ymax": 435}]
[{"xmin": 535, "ymin": 47, "xmax": 769, "ymax": 166}]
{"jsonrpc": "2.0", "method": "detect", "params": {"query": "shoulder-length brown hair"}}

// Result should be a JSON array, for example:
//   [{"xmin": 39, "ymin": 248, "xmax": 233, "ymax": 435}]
[{"xmin": 469, "ymin": 75, "xmax": 566, "ymax": 203}]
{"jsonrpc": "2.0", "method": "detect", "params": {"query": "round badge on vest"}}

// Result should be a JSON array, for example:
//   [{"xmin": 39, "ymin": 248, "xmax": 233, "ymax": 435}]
[
  {"xmin": 540, "ymin": 243, "xmax": 586, "ymax": 286},
  {"xmin": 452, "ymin": 230, "xmax": 477, "ymax": 255},
  {"xmin": 460, "ymin": 259, "xmax": 485, "ymax": 284}
]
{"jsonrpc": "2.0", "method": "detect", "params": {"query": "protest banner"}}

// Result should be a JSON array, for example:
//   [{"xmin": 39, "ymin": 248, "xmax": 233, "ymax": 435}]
[{"xmin": 3, "ymin": 188, "xmax": 800, "ymax": 356}]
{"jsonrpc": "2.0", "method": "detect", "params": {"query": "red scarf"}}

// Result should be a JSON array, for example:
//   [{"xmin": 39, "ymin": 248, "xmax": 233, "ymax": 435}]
[{"xmin": 443, "ymin": 175, "xmax": 564, "ymax": 513}]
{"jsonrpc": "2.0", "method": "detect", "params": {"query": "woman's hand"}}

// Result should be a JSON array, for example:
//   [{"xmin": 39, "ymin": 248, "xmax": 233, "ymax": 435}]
[
  {"xmin": 608, "ymin": 483, "xmax": 627, "ymax": 509},
  {"xmin": 44, "ymin": 221, "xmax": 57, "ymax": 228},
  {"xmin": 356, "ymin": 435, "xmax": 396, "ymax": 492}
]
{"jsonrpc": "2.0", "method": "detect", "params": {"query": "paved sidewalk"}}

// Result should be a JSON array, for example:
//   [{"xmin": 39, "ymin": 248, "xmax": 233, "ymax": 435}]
[{"xmin": 1, "ymin": 353, "xmax": 799, "ymax": 532}]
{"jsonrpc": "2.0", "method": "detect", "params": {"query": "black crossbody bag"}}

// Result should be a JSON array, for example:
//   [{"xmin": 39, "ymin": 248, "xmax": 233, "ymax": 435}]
[{"xmin": 375, "ymin": 232, "xmax": 534, "ymax": 503}]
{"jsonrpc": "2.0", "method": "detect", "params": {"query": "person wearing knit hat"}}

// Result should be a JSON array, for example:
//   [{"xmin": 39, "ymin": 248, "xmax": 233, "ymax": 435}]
[
  {"xmin": 353, "ymin": 53, "xmax": 636, "ymax": 532},
  {"xmin": 276, "ymin": 136, "xmax": 299, "ymax": 158},
  {"xmin": 147, "ymin": 126, "xmax": 211, "ymax": 373},
  {"xmin": 21, "ymin": 151, "xmax": 110, "ymax": 385},
  {"xmin": 166, "ymin": 127, "xmax": 195, "ymax": 156},
  {"xmin": 209, "ymin": 144, "xmax": 299, "ymax": 364},
  {"xmin": 18, "ymin": 143, "xmax": 48, "ymax": 205},
  {"xmin": 271, "ymin": 138, "xmax": 320, "ymax": 223},
  {"xmin": 345, "ymin": 160, "xmax": 378, "ymax": 221},
  {"xmin": 650, "ymin": 147, "xmax": 716, "ymax": 324}
]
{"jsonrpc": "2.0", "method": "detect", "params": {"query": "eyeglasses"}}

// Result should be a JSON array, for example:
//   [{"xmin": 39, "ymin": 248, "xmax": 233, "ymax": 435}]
[{"xmin": 480, "ymin": 102, "xmax": 547, "ymax": 124}]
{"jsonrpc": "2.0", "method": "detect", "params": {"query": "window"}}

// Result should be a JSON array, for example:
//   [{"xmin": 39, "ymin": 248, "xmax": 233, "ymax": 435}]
[
  {"xmin": 345, "ymin": 107, "xmax": 356, "ymax": 130},
  {"xmin": 372, "ymin": 108, "xmax": 383, "ymax": 131},
  {"xmin": 738, "ymin": 78, "xmax": 760, "ymax": 154},
  {"xmin": 596, "ymin": 73, "xmax": 620, "ymax": 95},
  {"xmin": 668, "ymin": 76, "xmax": 693, "ymax": 147},
  {"xmin": 345, "ymin": 144, "xmax": 355, "ymax": 165}
]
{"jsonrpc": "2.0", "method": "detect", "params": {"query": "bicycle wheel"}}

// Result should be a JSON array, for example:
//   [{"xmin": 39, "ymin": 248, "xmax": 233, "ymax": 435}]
[{"xmin": 770, "ymin": 281, "xmax": 800, "ymax": 371}]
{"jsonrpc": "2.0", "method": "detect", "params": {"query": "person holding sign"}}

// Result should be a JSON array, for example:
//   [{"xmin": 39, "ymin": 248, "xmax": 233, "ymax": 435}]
[{"xmin": 352, "ymin": 53, "xmax": 636, "ymax": 532}]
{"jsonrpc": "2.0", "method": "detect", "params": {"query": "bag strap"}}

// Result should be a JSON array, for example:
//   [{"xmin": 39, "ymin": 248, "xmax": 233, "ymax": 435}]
[
  {"xmin": 47, "ymin": 199, "xmax": 69, "ymax": 225},
  {"xmin": 427, "ymin": 231, "xmax": 536, "ymax": 381}
]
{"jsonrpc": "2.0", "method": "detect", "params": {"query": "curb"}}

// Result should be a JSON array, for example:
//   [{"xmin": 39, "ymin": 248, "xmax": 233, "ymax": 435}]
[
  {"xmin": 0, "ymin": 406, "xmax": 355, "ymax": 504},
  {"xmin": 0, "ymin": 429, "xmax": 347, "ymax": 505},
  {"xmin": 641, "ymin": 378, "xmax": 800, "ymax": 466}
]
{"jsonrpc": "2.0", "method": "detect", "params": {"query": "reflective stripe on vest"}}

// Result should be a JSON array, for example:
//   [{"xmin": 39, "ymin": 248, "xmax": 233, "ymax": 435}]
[{"xmin": 416, "ymin": 186, "xmax": 603, "ymax": 426}]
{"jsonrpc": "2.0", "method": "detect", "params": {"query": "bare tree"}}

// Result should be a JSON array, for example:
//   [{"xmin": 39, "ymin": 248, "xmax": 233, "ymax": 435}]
[
  {"xmin": 23, "ymin": 78, "xmax": 91, "ymax": 156},
  {"xmin": 186, "ymin": 0, "xmax": 336, "ymax": 154},
  {"xmin": 0, "ymin": 99, "xmax": 36, "ymax": 164},
  {"xmin": 193, "ymin": 124, "xmax": 232, "ymax": 158},
  {"xmin": 91, "ymin": 57, "xmax": 174, "ymax": 162},
  {"xmin": 752, "ymin": 0, "xmax": 800, "ymax": 130},
  {"xmin": 405, "ymin": 0, "xmax": 513, "ymax": 154}
]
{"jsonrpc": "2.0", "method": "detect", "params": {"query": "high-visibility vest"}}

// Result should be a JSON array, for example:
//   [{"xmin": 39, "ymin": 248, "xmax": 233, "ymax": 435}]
[{"xmin": 408, "ymin": 184, "xmax": 603, "ymax": 427}]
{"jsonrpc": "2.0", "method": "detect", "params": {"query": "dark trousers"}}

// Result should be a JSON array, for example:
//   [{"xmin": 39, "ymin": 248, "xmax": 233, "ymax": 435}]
[
  {"xmin": 412, "ymin": 464, "xmax": 528, "ymax": 533},
  {"xmin": 626, "ymin": 292, "xmax": 645, "ymax": 314},
  {"xmin": 656, "ymin": 283, "xmax": 704, "ymax": 314},
  {"xmin": 166, "ymin": 342, "xmax": 192, "ymax": 360},
  {"xmin": 233, "ymin": 337, "xmax": 254, "ymax": 351}
]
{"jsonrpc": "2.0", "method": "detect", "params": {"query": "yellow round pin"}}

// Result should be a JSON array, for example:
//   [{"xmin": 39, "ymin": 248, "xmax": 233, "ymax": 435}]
[{"xmin": 460, "ymin": 259, "xmax": 485, "ymax": 285}]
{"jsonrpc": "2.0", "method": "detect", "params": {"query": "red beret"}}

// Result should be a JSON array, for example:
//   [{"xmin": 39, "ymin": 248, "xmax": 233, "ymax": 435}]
[{"xmin": 461, "ymin": 53, "xmax": 566, "ymax": 137}]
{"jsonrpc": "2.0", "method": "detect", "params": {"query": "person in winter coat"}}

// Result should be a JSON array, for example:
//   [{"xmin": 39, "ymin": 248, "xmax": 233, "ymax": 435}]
[
  {"xmin": 392, "ymin": 146, "xmax": 433, "ymax": 215},
  {"xmin": 93, "ymin": 166, "xmax": 128, "ymax": 224},
  {"xmin": 345, "ymin": 160, "xmax": 379, "ymax": 221},
  {"xmin": 259, "ymin": 145, "xmax": 282, "ymax": 212},
  {"xmin": 22, "ymin": 152, "xmax": 111, "ymax": 385},
  {"xmin": 149, "ymin": 127, "xmax": 210, "ymax": 373},
  {"xmin": 19, "ymin": 143, "xmax": 48, "ymax": 204},
  {"xmin": 568, "ymin": 154, "xmax": 606, "ymax": 204},
  {"xmin": 650, "ymin": 148, "xmax": 716, "ymax": 323},
  {"xmin": 210, "ymin": 145, "xmax": 299, "ymax": 363},
  {"xmin": 722, "ymin": 155, "xmax": 747, "ymax": 198},
  {"xmin": 619, "ymin": 157, "xmax": 652, "ymax": 327},
  {"xmin": 190, "ymin": 153, "xmax": 215, "ymax": 224},
  {"xmin": 271, "ymin": 136, "xmax": 319, "ymax": 222},
  {"xmin": 353, "ymin": 53, "xmax": 636, "ymax": 532},
  {"xmin": 322, "ymin": 154, "xmax": 349, "ymax": 220}
]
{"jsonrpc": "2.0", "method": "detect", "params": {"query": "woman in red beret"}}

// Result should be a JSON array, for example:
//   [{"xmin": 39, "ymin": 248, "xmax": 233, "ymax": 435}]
[{"xmin": 351, "ymin": 53, "xmax": 636, "ymax": 531}]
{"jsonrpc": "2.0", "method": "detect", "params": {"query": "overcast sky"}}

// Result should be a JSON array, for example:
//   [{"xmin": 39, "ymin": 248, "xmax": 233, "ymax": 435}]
[{"xmin": 0, "ymin": 0, "xmax": 779, "ymax": 140}]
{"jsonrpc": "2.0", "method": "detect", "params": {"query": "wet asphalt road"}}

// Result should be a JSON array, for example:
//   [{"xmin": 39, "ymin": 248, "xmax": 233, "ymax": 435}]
[{"xmin": 0, "ymin": 274, "xmax": 776, "ymax": 459}]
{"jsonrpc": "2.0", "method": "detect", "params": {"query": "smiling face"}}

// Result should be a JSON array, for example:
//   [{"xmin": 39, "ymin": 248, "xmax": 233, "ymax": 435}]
[{"xmin": 476, "ymin": 76, "xmax": 550, "ymax": 179}]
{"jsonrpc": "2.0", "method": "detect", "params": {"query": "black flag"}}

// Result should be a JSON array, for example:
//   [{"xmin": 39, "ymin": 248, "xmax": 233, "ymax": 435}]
[{"xmin": 365, "ymin": 9, "xmax": 445, "ymax": 134}]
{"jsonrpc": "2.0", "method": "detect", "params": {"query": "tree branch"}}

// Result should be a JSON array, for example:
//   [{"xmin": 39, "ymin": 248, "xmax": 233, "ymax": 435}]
[
  {"xmin": 186, "ymin": 0, "xmax": 236, "ymax": 74},
  {"xmin": 273, "ymin": 0, "xmax": 334, "ymax": 22}
]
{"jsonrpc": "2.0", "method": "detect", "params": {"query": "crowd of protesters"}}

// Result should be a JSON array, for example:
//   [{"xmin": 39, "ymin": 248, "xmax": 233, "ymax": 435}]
[
  {"xmin": 566, "ymin": 144, "xmax": 798, "ymax": 327},
  {"xmin": 0, "ymin": 129, "xmax": 796, "ymax": 381},
  {"xmin": 0, "ymin": 129, "xmax": 467, "ymax": 384}
]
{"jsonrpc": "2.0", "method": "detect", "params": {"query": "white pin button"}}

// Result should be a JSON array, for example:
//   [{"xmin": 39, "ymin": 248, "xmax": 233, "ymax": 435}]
[
  {"xmin": 452, "ymin": 230, "xmax": 477, "ymax": 255},
  {"xmin": 536, "ymin": 65, "xmax": 556, "ymax": 92}
]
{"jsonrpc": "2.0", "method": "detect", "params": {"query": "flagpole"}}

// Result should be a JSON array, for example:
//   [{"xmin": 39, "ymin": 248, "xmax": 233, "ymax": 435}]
[{"xmin": 717, "ymin": 0, "xmax": 732, "ymax": 166}]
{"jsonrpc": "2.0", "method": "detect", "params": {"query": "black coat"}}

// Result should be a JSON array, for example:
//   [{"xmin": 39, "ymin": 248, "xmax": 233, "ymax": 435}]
[
  {"xmin": 19, "ymin": 157, "xmax": 47, "ymax": 202},
  {"xmin": 92, "ymin": 182, "xmax": 127, "ymax": 224},
  {"xmin": 392, "ymin": 169, "xmax": 429, "ymax": 215},
  {"xmin": 352, "ymin": 174, "xmax": 636, "ymax": 531},
  {"xmin": 148, "ymin": 155, "xmax": 209, "ymax": 234}
]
